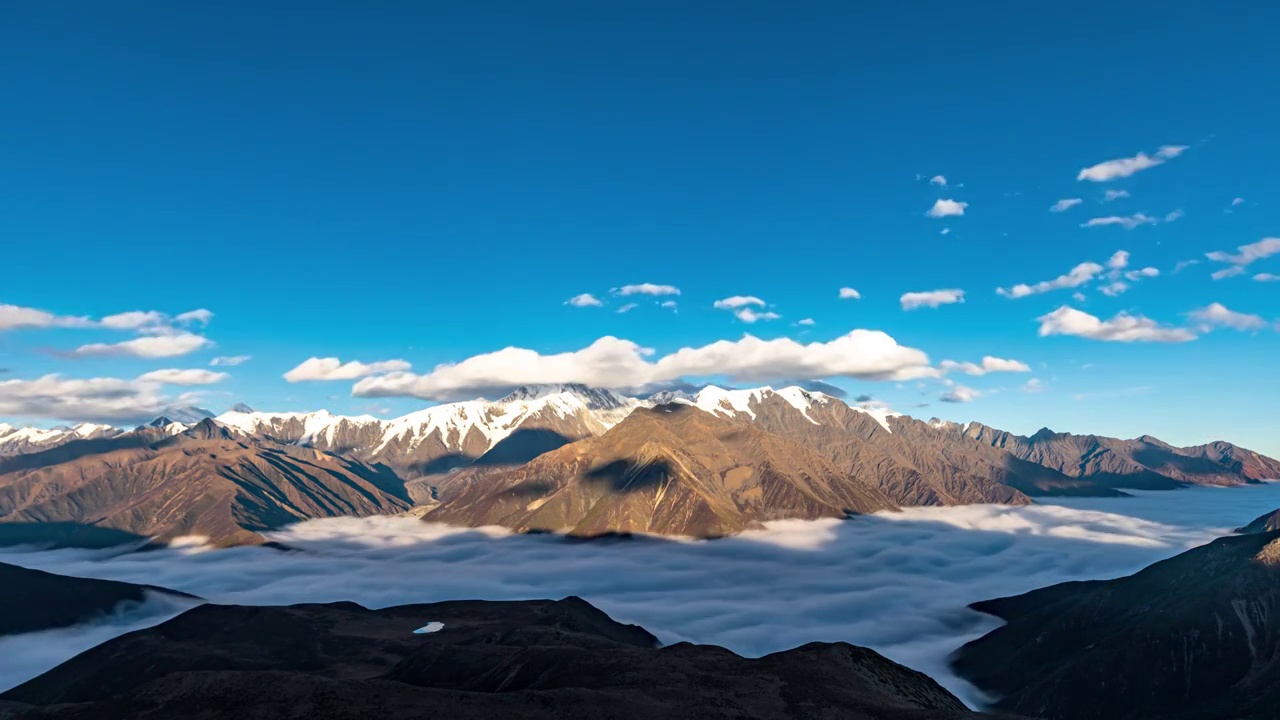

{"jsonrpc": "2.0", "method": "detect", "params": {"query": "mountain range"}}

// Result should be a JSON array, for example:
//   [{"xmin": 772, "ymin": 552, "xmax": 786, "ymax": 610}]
[{"xmin": 1, "ymin": 384, "xmax": 1276, "ymax": 544}]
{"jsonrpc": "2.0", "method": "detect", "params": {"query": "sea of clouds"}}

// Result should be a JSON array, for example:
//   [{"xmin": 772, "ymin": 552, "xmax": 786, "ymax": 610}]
[{"xmin": 3, "ymin": 482, "xmax": 1279, "ymax": 707}]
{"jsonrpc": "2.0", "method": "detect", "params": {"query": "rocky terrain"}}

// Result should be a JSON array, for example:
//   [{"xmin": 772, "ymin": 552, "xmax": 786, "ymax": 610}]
[
  {"xmin": 424, "ymin": 403, "xmax": 901, "ymax": 536},
  {"xmin": 0, "ymin": 562, "xmax": 193, "ymax": 636},
  {"xmin": 952, "ymin": 529, "xmax": 1280, "ymax": 719},
  {"xmin": 0, "ymin": 596, "xmax": 998, "ymax": 720},
  {"xmin": 0, "ymin": 419, "xmax": 411, "ymax": 547}
]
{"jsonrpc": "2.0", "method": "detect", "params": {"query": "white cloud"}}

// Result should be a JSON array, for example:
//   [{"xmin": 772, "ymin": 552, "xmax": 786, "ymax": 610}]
[
  {"xmin": 929, "ymin": 175, "xmax": 947, "ymax": 187},
  {"xmin": 713, "ymin": 296, "xmax": 766, "ymax": 309},
  {"xmin": 74, "ymin": 333, "xmax": 213, "ymax": 359},
  {"xmin": 283, "ymin": 357, "xmax": 413, "ymax": 383},
  {"xmin": 1049, "ymin": 198, "xmax": 1083, "ymax": 213},
  {"xmin": 1255, "ymin": 273, "xmax": 1280, "ymax": 282},
  {"xmin": 1021, "ymin": 378, "xmax": 1045, "ymax": 393},
  {"xmin": 940, "ymin": 385, "xmax": 981, "ymax": 403},
  {"xmin": 796, "ymin": 318, "xmax": 815, "ymax": 326},
  {"xmin": 352, "ymin": 331, "xmax": 939, "ymax": 401},
  {"xmin": 1232, "ymin": 197, "xmax": 1245, "ymax": 206},
  {"xmin": 1205, "ymin": 238, "xmax": 1280, "ymax": 278},
  {"xmin": 1037, "ymin": 306, "xmax": 1196, "ymax": 343},
  {"xmin": 175, "ymin": 309, "xmax": 214, "ymax": 326},
  {"xmin": 900, "ymin": 289, "xmax": 965, "ymax": 310},
  {"xmin": 136, "ymin": 368, "xmax": 229, "ymax": 386},
  {"xmin": 1103, "ymin": 189, "xmax": 1130, "ymax": 202},
  {"xmin": 940, "ymin": 227, "xmax": 951, "ymax": 235},
  {"xmin": 939, "ymin": 357, "xmax": 1031, "ymax": 376},
  {"xmin": 926, "ymin": 199, "xmax": 967, "ymax": 218},
  {"xmin": 1124, "ymin": 267, "xmax": 1159, "ymax": 280},
  {"xmin": 997, "ymin": 262, "xmax": 1104, "ymax": 299},
  {"xmin": 1076, "ymin": 145, "xmax": 1187, "ymax": 182},
  {"xmin": 734, "ymin": 308, "xmax": 781, "ymax": 323},
  {"xmin": 1163, "ymin": 209, "xmax": 1185, "ymax": 223},
  {"xmin": 1186, "ymin": 303, "xmax": 1267, "ymax": 332},
  {"xmin": 616, "ymin": 303, "xmax": 638, "ymax": 314},
  {"xmin": 210, "ymin": 355, "xmax": 251, "ymax": 367},
  {"xmin": 1080, "ymin": 213, "xmax": 1157, "ymax": 230},
  {"xmin": 0, "ymin": 374, "xmax": 178, "ymax": 423},
  {"xmin": 1173, "ymin": 259, "xmax": 1200, "ymax": 273},
  {"xmin": 565, "ymin": 293, "xmax": 604, "ymax": 308},
  {"xmin": 614, "ymin": 283, "xmax": 681, "ymax": 297},
  {"xmin": 660, "ymin": 301, "xmax": 678, "ymax": 310},
  {"xmin": 1072, "ymin": 292, "xmax": 1087, "ymax": 302},
  {"xmin": 0, "ymin": 303, "xmax": 91, "ymax": 331},
  {"xmin": 1106, "ymin": 250, "xmax": 1129, "ymax": 270},
  {"xmin": 98, "ymin": 311, "xmax": 169, "ymax": 331},
  {"xmin": 1098, "ymin": 281, "xmax": 1129, "ymax": 296},
  {"xmin": 838, "ymin": 287, "xmax": 862, "ymax": 300}
]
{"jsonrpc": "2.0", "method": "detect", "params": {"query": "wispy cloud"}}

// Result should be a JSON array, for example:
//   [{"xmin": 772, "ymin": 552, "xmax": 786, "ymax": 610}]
[
  {"xmin": 1049, "ymin": 198, "xmax": 1082, "ymax": 213},
  {"xmin": 939, "ymin": 357, "xmax": 1031, "ymax": 376},
  {"xmin": 565, "ymin": 293, "xmax": 604, "ymax": 308},
  {"xmin": 900, "ymin": 289, "xmax": 965, "ymax": 310},
  {"xmin": 210, "ymin": 355, "xmax": 251, "ymax": 367},
  {"xmin": 1103, "ymin": 189, "xmax": 1130, "ymax": 201},
  {"xmin": 284, "ymin": 357, "xmax": 412, "ymax": 382},
  {"xmin": 838, "ymin": 287, "xmax": 862, "ymax": 300},
  {"xmin": 1076, "ymin": 145, "xmax": 1187, "ymax": 182},
  {"xmin": 1187, "ymin": 303, "xmax": 1267, "ymax": 332},
  {"xmin": 614, "ymin": 283, "xmax": 681, "ymax": 297},
  {"xmin": 1205, "ymin": 238, "xmax": 1280, "ymax": 279}
]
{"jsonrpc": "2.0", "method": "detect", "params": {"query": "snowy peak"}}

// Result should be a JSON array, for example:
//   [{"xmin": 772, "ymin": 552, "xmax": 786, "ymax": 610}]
[{"xmin": 497, "ymin": 384, "xmax": 629, "ymax": 410}]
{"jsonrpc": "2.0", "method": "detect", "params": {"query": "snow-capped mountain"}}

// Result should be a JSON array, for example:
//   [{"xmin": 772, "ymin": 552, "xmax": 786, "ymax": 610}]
[
  {"xmin": 214, "ymin": 384, "xmax": 641, "ymax": 477},
  {"xmin": 0, "ymin": 422, "xmax": 125, "ymax": 456}
]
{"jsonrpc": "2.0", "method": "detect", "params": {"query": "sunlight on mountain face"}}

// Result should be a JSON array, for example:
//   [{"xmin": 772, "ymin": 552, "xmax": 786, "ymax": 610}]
[{"xmin": 3, "ymin": 482, "xmax": 1279, "ymax": 706}]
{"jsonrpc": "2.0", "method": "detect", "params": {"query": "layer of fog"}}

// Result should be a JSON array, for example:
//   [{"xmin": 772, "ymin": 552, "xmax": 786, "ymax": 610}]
[{"xmin": 3, "ymin": 482, "xmax": 1279, "ymax": 707}]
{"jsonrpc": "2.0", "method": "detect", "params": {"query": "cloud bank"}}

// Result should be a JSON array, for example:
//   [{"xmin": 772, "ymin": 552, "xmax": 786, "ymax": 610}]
[
  {"xmin": 4, "ymin": 484, "xmax": 1276, "ymax": 707},
  {"xmin": 352, "ymin": 331, "xmax": 939, "ymax": 401}
]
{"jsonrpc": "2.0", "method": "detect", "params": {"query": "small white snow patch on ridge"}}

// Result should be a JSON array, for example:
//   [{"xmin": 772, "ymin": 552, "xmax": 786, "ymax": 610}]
[{"xmin": 413, "ymin": 622, "xmax": 444, "ymax": 634}]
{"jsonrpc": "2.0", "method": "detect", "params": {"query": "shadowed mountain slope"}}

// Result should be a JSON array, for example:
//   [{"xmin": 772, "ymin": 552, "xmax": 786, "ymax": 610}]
[
  {"xmin": 0, "ymin": 596, "xmax": 998, "ymax": 720},
  {"xmin": 952, "ymin": 530, "xmax": 1280, "ymax": 720},
  {"xmin": 0, "ymin": 562, "xmax": 194, "ymax": 637}
]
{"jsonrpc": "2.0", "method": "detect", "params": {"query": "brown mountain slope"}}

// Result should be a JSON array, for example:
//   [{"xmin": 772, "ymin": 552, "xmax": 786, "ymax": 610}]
[
  {"xmin": 694, "ymin": 389, "xmax": 1111, "ymax": 506},
  {"xmin": 423, "ymin": 404, "xmax": 900, "ymax": 537},
  {"xmin": 0, "ymin": 420, "xmax": 411, "ymax": 547},
  {"xmin": 960, "ymin": 424, "xmax": 1280, "ymax": 489},
  {"xmin": 0, "ymin": 597, "xmax": 995, "ymax": 720},
  {"xmin": 952, "ymin": 530, "xmax": 1280, "ymax": 720}
]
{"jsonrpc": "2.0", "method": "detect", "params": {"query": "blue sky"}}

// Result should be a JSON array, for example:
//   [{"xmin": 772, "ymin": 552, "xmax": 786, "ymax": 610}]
[{"xmin": 1, "ymin": 1, "xmax": 1277, "ymax": 454}]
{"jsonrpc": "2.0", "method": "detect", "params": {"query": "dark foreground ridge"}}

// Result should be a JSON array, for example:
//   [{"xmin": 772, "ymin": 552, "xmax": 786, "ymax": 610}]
[
  {"xmin": 952, "ymin": 529, "xmax": 1280, "ymax": 720},
  {"xmin": 0, "ymin": 561, "xmax": 193, "ymax": 637},
  {"xmin": 1, "ymin": 596, "xmax": 1002, "ymax": 719}
]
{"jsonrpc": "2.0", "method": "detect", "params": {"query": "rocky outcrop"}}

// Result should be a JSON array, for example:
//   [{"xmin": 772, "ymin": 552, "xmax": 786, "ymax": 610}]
[
  {"xmin": 952, "ymin": 530, "xmax": 1280, "ymax": 719},
  {"xmin": 0, "ymin": 596, "xmax": 991, "ymax": 719},
  {"xmin": 0, "ymin": 420, "xmax": 412, "ymax": 547},
  {"xmin": 424, "ymin": 404, "xmax": 901, "ymax": 537}
]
